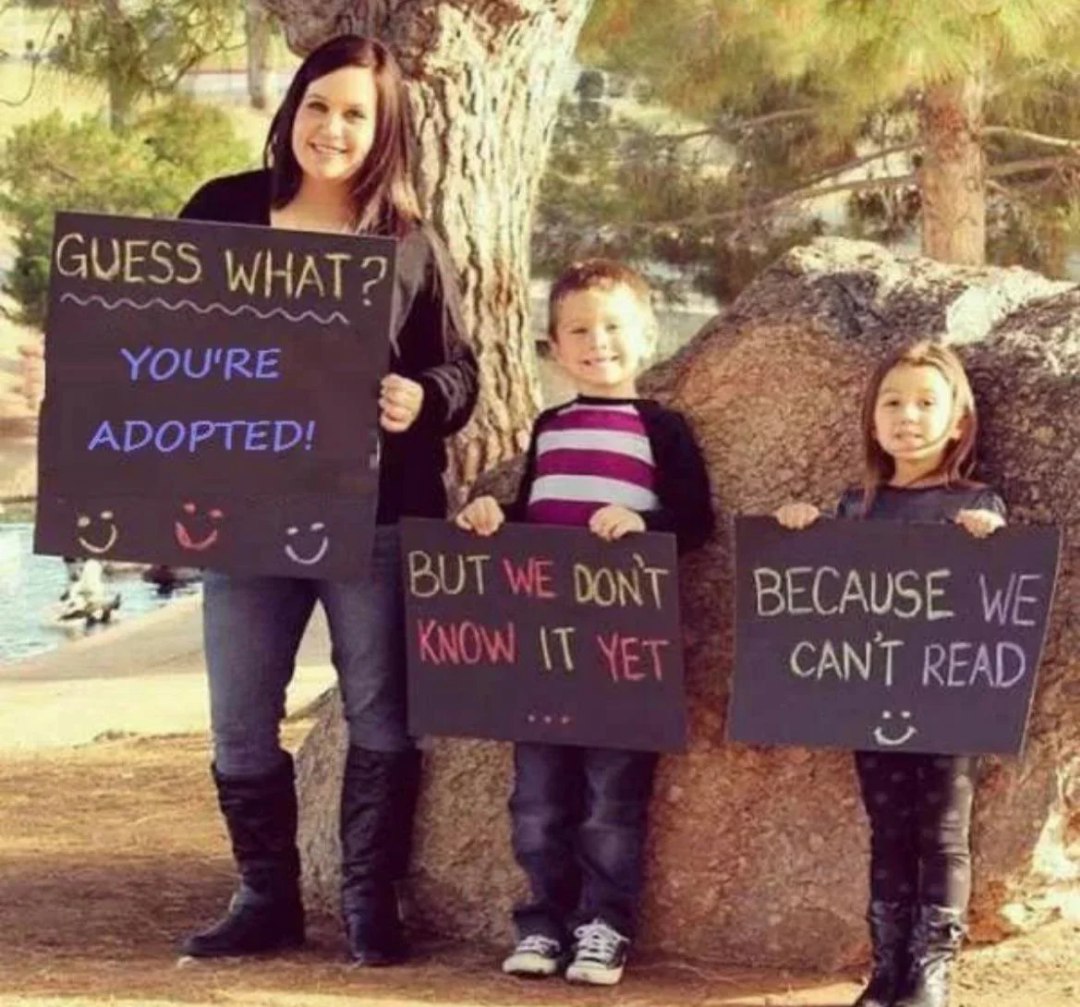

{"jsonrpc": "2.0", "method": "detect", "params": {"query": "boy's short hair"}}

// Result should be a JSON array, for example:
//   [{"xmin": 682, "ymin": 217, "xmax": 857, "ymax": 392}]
[{"xmin": 547, "ymin": 258, "xmax": 655, "ymax": 341}]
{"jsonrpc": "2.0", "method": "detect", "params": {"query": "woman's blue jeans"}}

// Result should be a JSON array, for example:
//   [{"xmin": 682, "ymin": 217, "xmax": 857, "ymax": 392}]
[{"xmin": 203, "ymin": 526, "xmax": 408, "ymax": 778}]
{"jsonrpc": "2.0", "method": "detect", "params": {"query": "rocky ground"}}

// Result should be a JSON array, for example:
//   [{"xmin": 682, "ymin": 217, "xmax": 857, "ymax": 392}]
[{"xmin": 1, "ymin": 726, "xmax": 1079, "ymax": 1007}]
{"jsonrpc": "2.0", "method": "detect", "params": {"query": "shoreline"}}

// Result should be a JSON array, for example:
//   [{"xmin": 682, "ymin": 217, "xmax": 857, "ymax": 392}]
[{"xmin": 0, "ymin": 589, "xmax": 335, "ymax": 749}]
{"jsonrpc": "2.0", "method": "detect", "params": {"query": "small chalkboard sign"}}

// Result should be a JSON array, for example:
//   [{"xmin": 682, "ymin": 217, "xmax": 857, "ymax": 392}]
[
  {"xmin": 728, "ymin": 516, "xmax": 1060, "ymax": 755},
  {"xmin": 34, "ymin": 211, "xmax": 396, "ymax": 579},
  {"xmin": 401, "ymin": 518, "xmax": 686, "ymax": 752}
]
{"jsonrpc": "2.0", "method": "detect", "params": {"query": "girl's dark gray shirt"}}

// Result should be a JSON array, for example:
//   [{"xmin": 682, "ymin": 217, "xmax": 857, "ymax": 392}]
[{"xmin": 835, "ymin": 484, "xmax": 1007, "ymax": 523}]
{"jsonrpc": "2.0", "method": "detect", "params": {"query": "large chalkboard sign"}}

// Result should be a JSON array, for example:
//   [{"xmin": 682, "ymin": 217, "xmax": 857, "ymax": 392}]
[
  {"xmin": 728, "ymin": 516, "xmax": 1060, "ymax": 755},
  {"xmin": 401, "ymin": 518, "xmax": 686, "ymax": 752},
  {"xmin": 34, "ymin": 212, "xmax": 396, "ymax": 579}
]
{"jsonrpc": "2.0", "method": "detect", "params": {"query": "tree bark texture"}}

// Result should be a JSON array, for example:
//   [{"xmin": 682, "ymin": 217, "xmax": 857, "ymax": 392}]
[
  {"xmin": 257, "ymin": 0, "xmax": 593, "ymax": 491},
  {"xmin": 246, "ymin": 0, "xmax": 271, "ymax": 110},
  {"xmin": 919, "ymin": 75, "xmax": 986, "ymax": 266}
]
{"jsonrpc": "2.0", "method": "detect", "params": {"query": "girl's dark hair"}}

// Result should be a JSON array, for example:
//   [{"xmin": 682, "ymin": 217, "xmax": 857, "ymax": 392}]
[
  {"xmin": 264, "ymin": 34, "xmax": 421, "ymax": 236},
  {"xmin": 860, "ymin": 339, "xmax": 980, "ymax": 511}
]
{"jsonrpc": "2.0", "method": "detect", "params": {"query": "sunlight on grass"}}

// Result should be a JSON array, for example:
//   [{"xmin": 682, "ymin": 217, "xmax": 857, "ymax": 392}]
[{"xmin": 0, "ymin": 63, "xmax": 108, "ymax": 139}]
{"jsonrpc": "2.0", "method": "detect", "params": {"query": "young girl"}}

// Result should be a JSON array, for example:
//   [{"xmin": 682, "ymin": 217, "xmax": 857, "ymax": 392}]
[
  {"xmin": 177, "ymin": 35, "xmax": 478, "ymax": 966},
  {"xmin": 776, "ymin": 341, "xmax": 1005, "ymax": 1007}
]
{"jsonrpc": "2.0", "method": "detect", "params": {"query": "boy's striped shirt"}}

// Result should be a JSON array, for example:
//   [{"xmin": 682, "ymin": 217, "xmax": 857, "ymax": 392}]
[{"xmin": 526, "ymin": 399, "xmax": 658, "ymax": 526}]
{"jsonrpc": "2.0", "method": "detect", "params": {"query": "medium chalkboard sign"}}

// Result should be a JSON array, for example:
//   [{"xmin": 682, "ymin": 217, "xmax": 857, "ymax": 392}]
[
  {"xmin": 34, "ymin": 211, "xmax": 396, "ymax": 579},
  {"xmin": 728, "ymin": 516, "xmax": 1060, "ymax": 755},
  {"xmin": 401, "ymin": 518, "xmax": 686, "ymax": 752}
]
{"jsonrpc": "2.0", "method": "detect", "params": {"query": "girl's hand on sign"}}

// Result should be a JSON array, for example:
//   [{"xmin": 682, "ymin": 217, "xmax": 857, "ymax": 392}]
[
  {"xmin": 955, "ymin": 508, "xmax": 1005, "ymax": 538},
  {"xmin": 455, "ymin": 495, "xmax": 505, "ymax": 536},
  {"xmin": 589, "ymin": 504, "xmax": 646, "ymax": 541},
  {"xmin": 379, "ymin": 373, "xmax": 425, "ymax": 432},
  {"xmin": 775, "ymin": 502, "xmax": 820, "ymax": 530}
]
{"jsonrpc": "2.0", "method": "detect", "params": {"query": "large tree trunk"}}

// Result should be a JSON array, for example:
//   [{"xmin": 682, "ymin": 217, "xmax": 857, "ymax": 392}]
[
  {"xmin": 246, "ymin": 0, "xmax": 271, "ymax": 110},
  {"xmin": 918, "ymin": 75, "xmax": 986, "ymax": 265},
  {"xmin": 258, "ymin": 0, "xmax": 592, "ymax": 491}
]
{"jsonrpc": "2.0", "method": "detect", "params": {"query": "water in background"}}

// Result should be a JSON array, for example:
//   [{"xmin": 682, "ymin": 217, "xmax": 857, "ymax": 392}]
[{"xmin": 0, "ymin": 523, "xmax": 195, "ymax": 665}]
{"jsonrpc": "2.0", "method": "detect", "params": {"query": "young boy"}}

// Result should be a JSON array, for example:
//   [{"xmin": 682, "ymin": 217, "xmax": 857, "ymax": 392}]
[{"xmin": 455, "ymin": 259, "xmax": 714, "ymax": 985}]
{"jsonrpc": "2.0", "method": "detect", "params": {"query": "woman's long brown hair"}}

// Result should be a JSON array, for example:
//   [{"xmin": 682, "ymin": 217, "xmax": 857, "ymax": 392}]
[{"xmin": 264, "ymin": 34, "xmax": 422, "ymax": 236}]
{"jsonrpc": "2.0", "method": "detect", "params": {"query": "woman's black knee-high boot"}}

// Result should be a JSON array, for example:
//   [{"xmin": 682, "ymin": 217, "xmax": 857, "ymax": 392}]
[
  {"xmin": 339, "ymin": 746, "xmax": 420, "ymax": 966},
  {"xmin": 180, "ymin": 755, "xmax": 305, "ymax": 957}
]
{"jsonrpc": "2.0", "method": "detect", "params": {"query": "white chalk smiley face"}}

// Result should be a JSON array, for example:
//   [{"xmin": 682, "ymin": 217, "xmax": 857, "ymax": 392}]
[
  {"xmin": 873, "ymin": 710, "xmax": 917, "ymax": 748},
  {"xmin": 175, "ymin": 502, "xmax": 224, "ymax": 551},
  {"xmin": 285, "ymin": 522, "xmax": 330, "ymax": 566},
  {"xmin": 76, "ymin": 510, "xmax": 118, "ymax": 555}
]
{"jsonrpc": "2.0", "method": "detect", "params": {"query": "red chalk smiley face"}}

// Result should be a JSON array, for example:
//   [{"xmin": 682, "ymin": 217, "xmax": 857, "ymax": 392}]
[
  {"xmin": 174, "ymin": 502, "xmax": 224, "ymax": 551},
  {"xmin": 76, "ymin": 510, "xmax": 119, "ymax": 555}
]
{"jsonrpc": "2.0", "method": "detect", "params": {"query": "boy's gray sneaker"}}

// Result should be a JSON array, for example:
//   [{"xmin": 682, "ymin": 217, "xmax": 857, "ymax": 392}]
[
  {"xmin": 565, "ymin": 918, "xmax": 630, "ymax": 985},
  {"xmin": 502, "ymin": 933, "xmax": 564, "ymax": 977}
]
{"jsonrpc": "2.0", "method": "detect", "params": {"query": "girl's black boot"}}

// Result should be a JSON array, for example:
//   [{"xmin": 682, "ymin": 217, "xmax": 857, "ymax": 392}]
[
  {"xmin": 852, "ymin": 900, "xmax": 913, "ymax": 1007},
  {"xmin": 893, "ymin": 904, "xmax": 964, "ymax": 1007}
]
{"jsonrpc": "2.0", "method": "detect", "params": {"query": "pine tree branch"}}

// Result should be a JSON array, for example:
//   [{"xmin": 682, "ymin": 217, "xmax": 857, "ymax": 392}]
[
  {"xmin": 601, "ymin": 137, "xmax": 919, "ymax": 183},
  {"xmin": 625, "ymin": 154, "xmax": 1080, "ymax": 231},
  {"xmin": 983, "ymin": 126, "xmax": 1080, "ymax": 151},
  {"xmin": 42, "ymin": 163, "xmax": 79, "ymax": 184},
  {"xmin": 990, "ymin": 155, "xmax": 1080, "ymax": 178},
  {"xmin": 630, "ymin": 173, "xmax": 920, "ymax": 230},
  {"xmin": 736, "ymin": 108, "xmax": 817, "ymax": 130},
  {"xmin": 799, "ymin": 142, "xmax": 921, "ymax": 188},
  {"xmin": 648, "ymin": 128, "xmax": 723, "ymax": 145},
  {"xmin": 161, "ymin": 48, "xmax": 217, "ymax": 92},
  {"xmin": 647, "ymin": 109, "xmax": 818, "ymax": 144}
]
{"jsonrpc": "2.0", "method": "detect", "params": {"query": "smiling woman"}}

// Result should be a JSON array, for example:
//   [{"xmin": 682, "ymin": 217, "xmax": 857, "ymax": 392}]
[
  {"xmin": 175, "ymin": 34, "xmax": 478, "ymax": 967},
  {"xmin": 287, "ymin": 66, "xmax": 377, "ymax": 191}
]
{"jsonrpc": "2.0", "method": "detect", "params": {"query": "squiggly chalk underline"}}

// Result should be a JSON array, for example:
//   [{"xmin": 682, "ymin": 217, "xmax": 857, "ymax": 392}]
[{"xmin": 60, "ymin": 293, "xmax": 349, "ymax": 326}]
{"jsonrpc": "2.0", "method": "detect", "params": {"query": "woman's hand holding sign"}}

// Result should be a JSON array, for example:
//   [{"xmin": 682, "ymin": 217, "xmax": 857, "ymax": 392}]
[{"xmin": 379, "ymin": 373, "xmax": 424, "ymax": 432}]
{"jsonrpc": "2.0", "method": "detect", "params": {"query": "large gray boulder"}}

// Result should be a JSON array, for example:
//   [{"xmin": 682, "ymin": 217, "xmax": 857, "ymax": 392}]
[{"xmin": 296, "ymin": 238, "xmax": 1080, "ymax": 967}]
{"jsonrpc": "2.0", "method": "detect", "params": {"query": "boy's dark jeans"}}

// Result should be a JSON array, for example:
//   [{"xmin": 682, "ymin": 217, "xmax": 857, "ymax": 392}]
[{"xmin": 509, "ymin": 742, "xmax": 658, "ymax": 943}]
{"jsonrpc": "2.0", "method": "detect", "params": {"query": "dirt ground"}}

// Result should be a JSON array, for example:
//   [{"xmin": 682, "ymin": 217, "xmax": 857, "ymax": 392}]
[{"xmin": 1, "ymin": 722, "xmax": 1078, "ymax": 1007}]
